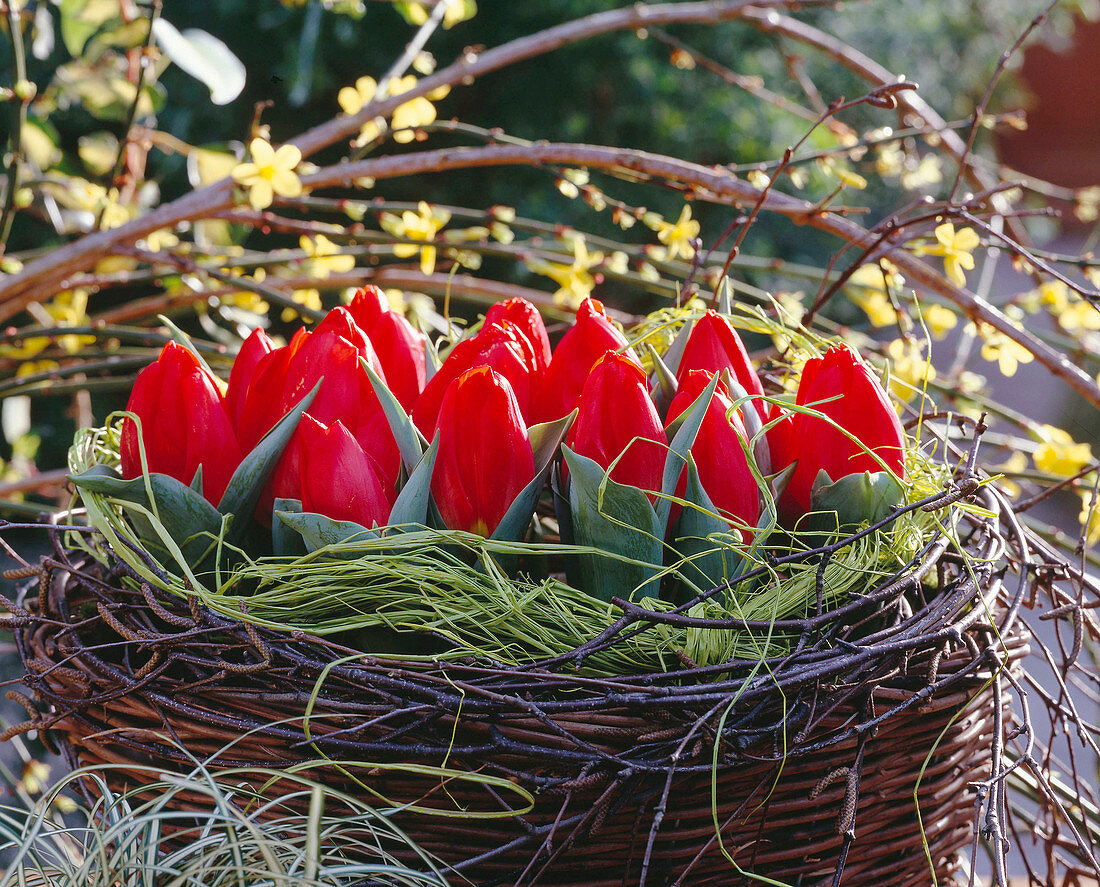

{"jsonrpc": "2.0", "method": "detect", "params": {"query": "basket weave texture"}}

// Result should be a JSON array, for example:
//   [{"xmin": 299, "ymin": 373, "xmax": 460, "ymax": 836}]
[{"xmin": 15, "ymin": 528, "xmax": 1025, "ymax": 887}]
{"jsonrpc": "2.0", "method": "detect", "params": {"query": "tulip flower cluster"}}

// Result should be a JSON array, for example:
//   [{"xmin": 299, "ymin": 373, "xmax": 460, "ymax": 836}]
[{"xmin": 113, "ymin": 288, "xmax": 909, "ymax": 601}]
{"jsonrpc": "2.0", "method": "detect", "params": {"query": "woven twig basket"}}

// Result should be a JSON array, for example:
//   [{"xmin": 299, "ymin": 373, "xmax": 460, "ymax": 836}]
[{"xmin": 13, "ymin": 503, "xmax": 1026, "ymax": 887}]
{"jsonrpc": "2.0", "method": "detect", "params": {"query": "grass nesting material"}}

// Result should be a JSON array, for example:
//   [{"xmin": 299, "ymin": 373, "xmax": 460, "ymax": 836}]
[{"xmin": 66, "ymin": 415, "xmax": 956, "ymax": 678}]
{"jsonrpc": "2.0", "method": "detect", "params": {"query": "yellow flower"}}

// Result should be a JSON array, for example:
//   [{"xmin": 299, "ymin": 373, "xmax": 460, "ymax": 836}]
[
  {"xmin": 1059, "ymin": 298, "xmax": 1100, "ymax": 333},
  {"xmin": 847, "ymin": 262, "xmax": 903, "ymax": 328},
  {"xmin": 0, "ymin": 290, "xmax": 96, "ymax": 358},
  {"xmin": 975, "ymin": 325, "xmax": 1034, "ymax": 377},
  {"xmin": 916, "ymin": 223, "xmax": 980, "ymax": 288},
  {"xmin": 139, "ymin": 228, "xmax": 180, "ymax": 253},
  {"xmin": 99, "ymin": 189, "xmax": 131, "ymax": 230},
  {"xmin": 1034, "ymin": 425, "xmax": 1093, "ymax": 477},
  {"xmin": 339, "ymin": 75, "xmax": 446, "ymax": 147},
  {"xmin": 282, "ymin": 288, "xmax": 322, "ymax": 323},
  {"xmin": 379, "ymin": 201, "xmax": 452, "ymax": 276},
  {"xmin": 991, "ymin": 450, "xmax": 1028, "ymax": 498},
  {"xmin": 301, "ymin": 234, "xmax": 355, "ymax": 279},
  {"xmin": 900, "ymin": 154, "xmax": 943, "ymax": 191},
  {"xmin": 404, "ymin": 0, "xmax": 475, "ymax": 28},
  {"xmin": 920, "ymin": 303, "xmax": 958, "ymax": 340},
  {"xmin": 886, "ymin": 337, "xmax": 936, "ymax": 401},
  {"xmin": 528, "ymin": 235, "xmax": 604, "ymax": 308},
  {"xmin": 20, "ymin": 760, "xmax": 50, "ymax": 795},
  {"xmin": 655, "ymin": 204, "xmax": 700, "ymax": 262},
  {"xmin": 231, "ymin": 138, "xmax": 303, "ymax": 210},
  {"xmin": 875, "ymin": 142, "xmax": 905, "ymax": 178}
]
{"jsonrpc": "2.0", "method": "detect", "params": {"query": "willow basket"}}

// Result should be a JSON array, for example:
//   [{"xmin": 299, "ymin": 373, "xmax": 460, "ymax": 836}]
[{"xmin": 13, "ymin": 503, "xmax": 1026, "ymax": 887}]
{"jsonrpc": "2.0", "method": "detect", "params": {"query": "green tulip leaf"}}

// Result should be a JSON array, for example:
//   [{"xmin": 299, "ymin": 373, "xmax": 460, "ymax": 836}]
[
  {"xmin": 387, "ymin": 435, "xmax": 439, "ymax": 530},
  {"xmin": 527, "ymin": 409, "xmax": 577, "ymax": 477},
  {"xmin": 424, "ymin": 337, "xmax": 441, "ymax": 382},
  {"xmin": 562, "ymin": 446, "xmax": 662, "ymax": 602},
  {"xmin": 719, "ymin": 368, "xmax": 771, "ymax": 475},
  {"xmin": 274, "ymin": 510, "xmax": 377, "ymax": 553},
  {"xmin": 656, "ymin": 372, "xmax": 719, "ymax": 533},
  {"xmin": 362, "ymin": 357, "xmax": 427, "ymax": 475},
  {"xmin": 156, "ymin": 313, "xmax": 217, "ymax": 377},
  {"xmin": 671, "ymin": 455, "xmax": 742, "ymax": 601},
  {"xmin": 716, "ymin": 277, "xmax": 734, "ymax": 315},
  {"xmin": 647, "ymin": 343, "xmax": 678, "ymax": 418},
  {"xmin": 217, "ymin": 379, "xmax": 321, "ymax": 526},
  {"xmin": 272, "ymin": 497, "xmax": 307, "ymax": 557},
  {"xmin": 809, "ymin": 470, "xmax": 905, "ymax": 532},
  {"xmin": 69, "ymin": 465, "xmax": 224, "ymax": 571},
  {"xmin": 490, "ymin": 411, "xmax": 576, "ymax": 543},
  {"xmin": 189, "ymin": 463, "xmax": 204, "ymax": 496}
]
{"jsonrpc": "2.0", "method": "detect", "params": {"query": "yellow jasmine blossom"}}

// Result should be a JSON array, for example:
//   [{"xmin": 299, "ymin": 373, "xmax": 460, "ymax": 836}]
[
  {"xmin": 283, "ymin": 288, "xmax": 322, "ymax": 323},
  {"xmin": 1059, "ymin": 298, "xmax": 1100, "ymax": 333},
  {"xmin": 886, "ymin": 337, "xmax": 936, "ymax": 401},
  {"xmin": 920, "ymin": 303, "xmax": 958, "ymax": 339},
  {"xmin": 99, "ymin": 189, "xmax": 131, "ymax": 231},
  {"xmin": 991, "ymin": 450, "xmax": 1028, "ymax": 498},
  {"xmin": 231, "ymin": 138, "xmax": 303, "ymax": 211},
  {"xmin": 875, "ymin": 142, "xmax": 905, "ymax": 178},
  {"xmin": 20, "ymin": 760, "xmax": 50, "ymax": 795},
  {"xmin": 847, "ymin": 262, "xmax": 903, "ymax": 328},
  {"xmin": 339, "ymin": 75, "xmax": 447, "ymax": 147},
  {"xmin": 139, "ymin": 228, "xmax": 180, "ymax": 253},
  {"xmin": 0, "ymin": 290, "xmax": 96, "ymax": 358},
  {"xmin": 915, "ymin": 223, "xmax": 980, "ymax": 288},
  {"xmin": 971, "ymin": 323, "xmax": 1034, "ymax": 377},
  {"xmin": 1034, "ymin": 425, "xmax": 1093, "ymax": 477},
  {"xmin": 404, "ymin": 0, "xmax": 475, "ymax": 28},
  {"xmin": 379, "ymin": 201, "xmax": 452, "ymax": 275},
  {"xmin": 528, "ymin": 235, "xmax": 604, "ymax": 308},
  {"xmin": 656, "ymin": 204, "xmax": 700, "ymax": 262},
  {"xmin": 900, "ymin": 154, "xmax": 943, "ymax": 191},
  {"xmin": 301, "ymin": 234, "xmax": 355, "ymax": 278}
]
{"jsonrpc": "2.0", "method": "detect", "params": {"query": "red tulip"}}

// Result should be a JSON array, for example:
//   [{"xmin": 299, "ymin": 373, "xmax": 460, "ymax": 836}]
[
  {"xmin": 237, "ymin": 311, "xmax": 399, "ymax": 517},
  {"xmin": 346, "ymin": 286, "xmax": 428, "ymax": 414},
  {"xmin": 567, "ymin": 352, "xmax": 667, "ymax": 499},
  {"xmin": 225, "ymin": 327, "xmax": 275, "ymax": 430},
  {"xmin": 431, "ymin": 366, "xmax": 536, "ymax": 537},
  {"xmin": 539, "ymin": 298, "xmax": 633, "ymax": 423},
  {"xmin": 666, "ymin": 370, "xmax": 759, "ymax": 537},
  {"xmin": 485, "ymin": 298, "xmax": 552, "ymax": 375},
  {"xmin": 676, "ymin": 311, "xmax": 767, "ymax": 422},
  {"xmin": 120, "ymin": 342, "xmax": 243, "ymax": 505},
  {"xmin": 298, "ymin": 415, "xmax": 394, "ymax": 528},
  {"xmin": 413, "ymin": 320, "xmax": 537, "ymax": 436},
  {"xmin": 780, "ymin": 345, "xmax": 906, "ymax": 522}
]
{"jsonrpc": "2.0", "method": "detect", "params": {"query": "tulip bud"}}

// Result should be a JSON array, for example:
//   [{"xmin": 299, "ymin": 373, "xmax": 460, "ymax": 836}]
[
  {"xmin": 298, "ymin": 415, "xmax": 394, "ymax": 528},
  {"xmin": 666, "ymin": 370, "xmax": 759, "ymax": 536},
  {"xmin": 567, "ymin": 352, "xmax": 667, "ymax": 499},
  {"xmin": 346, "ymin": 286, "xmax": 428, "ymax": 414},
  {"xmin": 120, "ymin": 342, "xmax": 243, "ymax": 505},
  {"xmin": 431, "ymin": 366, "xmax": 536, "ymax": 537},
  {"xmin": 780, "ymin": 345, "xmax": 906, "ymax": 523},
  {"xmin": 484, "ymin": 298, "xmax": 552, "ymax": 375},
  {"xmin": 539, "ymin": 298, "xmax": 634, "ymax": 423},
  {"xmin": 676, "ymin": 311, "xmax": 767, "ymax": 423},
  {"xmin": 237, "ymin": 318, "xmax": 399, "ymax": 518},
  {"xmin": 413, "ymin": 320, "xmax": 537, "ymax": 436},
  {"xmin": 225, "ymin": 328, "xmax": 275, "ymax": 430}
]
